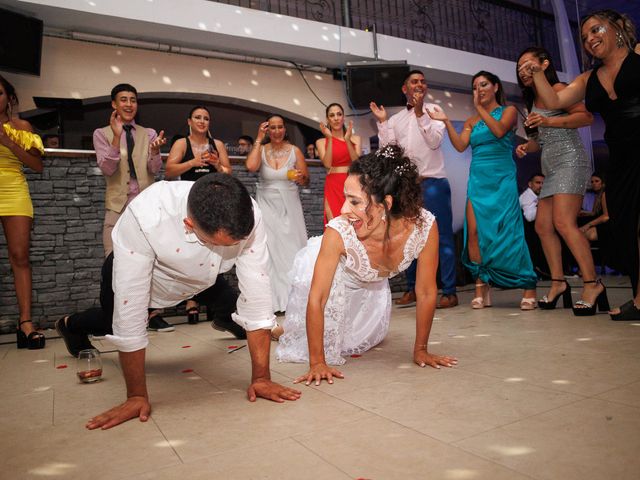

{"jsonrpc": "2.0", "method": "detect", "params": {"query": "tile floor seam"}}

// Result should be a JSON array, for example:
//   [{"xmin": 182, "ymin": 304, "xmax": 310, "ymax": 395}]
[
  {"xmin": 453, "ymin": 363, "xmax": 622, "ymax": 397},
  {"xmin": 448, "ymin": 394, "xmax": 591, "ymax": 446},
  {"xmin": 289, "ymin": 436, "xmax": 354, "ymax": 479},
  {"xmin": 152, "ymin": 416, "xmax": 186, "ymax": 464}
]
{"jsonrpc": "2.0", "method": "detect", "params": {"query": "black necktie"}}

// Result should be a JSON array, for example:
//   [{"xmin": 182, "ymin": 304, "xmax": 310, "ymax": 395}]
[{"xmin": 122, "ymin": 124, "xmax": 137, "ymax": 180}]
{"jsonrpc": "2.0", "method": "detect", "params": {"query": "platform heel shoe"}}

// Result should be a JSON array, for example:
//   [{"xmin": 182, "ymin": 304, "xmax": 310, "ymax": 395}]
[
  {"xmin": 187, "ymin": 307, "xmax": 200, "ymax": 325},
  {"xmin": 572, "ymin": 279, "xmax": 609, "ymax": 316},
  {"xmin": 538, "ymin": 279, "xmax": 572, "ymax": 310},
  {"xmin": 16, "ymin": 320, "xmax": 46, "ymax": 350}
]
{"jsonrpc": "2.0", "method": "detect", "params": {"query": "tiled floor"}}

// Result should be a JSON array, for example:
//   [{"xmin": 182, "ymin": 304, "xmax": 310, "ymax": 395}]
[{"xmin": 2, "ymin": 276, "xmax": 639, "ymax": 479}]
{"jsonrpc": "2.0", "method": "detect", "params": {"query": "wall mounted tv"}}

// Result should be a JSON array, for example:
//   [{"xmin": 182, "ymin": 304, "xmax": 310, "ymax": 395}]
[
  {"xmin": 0, "ymin": 8, "xmax": 43, "ymax": 76},
  {"xmin": 346, "ymin": 62, "xmax": 409, "ymax": 109}
]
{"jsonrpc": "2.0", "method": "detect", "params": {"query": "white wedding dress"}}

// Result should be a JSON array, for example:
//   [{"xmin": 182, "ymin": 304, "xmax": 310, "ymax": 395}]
[{"xmin": 276, "ymin": 209, "xmax": 435, "ymax": 365}]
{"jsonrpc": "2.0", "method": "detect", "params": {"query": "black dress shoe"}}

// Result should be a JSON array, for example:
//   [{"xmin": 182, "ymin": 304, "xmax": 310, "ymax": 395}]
[
  {"xmin": 56, "ymin": 317, "xmax": 94, "ymax": 357},
  {"xmin": 211, "ymin": 318, "xmax": 247, "ymax": 339}
]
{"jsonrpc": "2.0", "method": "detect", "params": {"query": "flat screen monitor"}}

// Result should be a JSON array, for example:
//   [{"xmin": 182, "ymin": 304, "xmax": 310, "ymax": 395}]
[
  {"xmin": 0, "ymin": 8, "xmax": 43, "ymax": 76},
  {"xmin": 346, "ymin": 63, "xmax": 409, "ymax": 109}
]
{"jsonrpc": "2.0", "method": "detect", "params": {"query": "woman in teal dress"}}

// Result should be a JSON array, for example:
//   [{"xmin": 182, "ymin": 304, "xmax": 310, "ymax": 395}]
[{"xmin": 428, "ymin": 71, "xmax": 537, "ymax": 309}]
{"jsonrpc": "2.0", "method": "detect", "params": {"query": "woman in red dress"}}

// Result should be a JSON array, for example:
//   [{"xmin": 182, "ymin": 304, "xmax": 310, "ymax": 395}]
[{"xmin": 316, "ymin": 103, "xmax": 361, "ymax": 225}]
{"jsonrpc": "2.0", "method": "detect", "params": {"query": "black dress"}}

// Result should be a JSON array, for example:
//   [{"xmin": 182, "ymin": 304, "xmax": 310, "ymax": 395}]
[
  {"xmin": 585, "ymin": 51, "xmax": 640, "ymax": 292},
  {"xmin": 180, "ymin": 137, "xmax": 218, "ymax": 181}
]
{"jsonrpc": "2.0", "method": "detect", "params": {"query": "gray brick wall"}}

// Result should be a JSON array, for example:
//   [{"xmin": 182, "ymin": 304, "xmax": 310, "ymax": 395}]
[{"xmin": 0, "ymin": 153, "xmax": 406, "ymax": 333}]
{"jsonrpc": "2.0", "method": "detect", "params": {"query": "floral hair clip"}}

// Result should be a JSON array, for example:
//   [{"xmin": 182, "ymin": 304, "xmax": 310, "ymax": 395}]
[
  {"xmin": 394, "ymin": 164, "xmax": 409, "ymax": 176},
  {"xmin": 376, "ymin": 145, "xmax": 395, "ymax": 159}
]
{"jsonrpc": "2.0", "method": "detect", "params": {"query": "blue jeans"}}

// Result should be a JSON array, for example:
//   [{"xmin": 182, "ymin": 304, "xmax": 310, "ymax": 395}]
[{"xmin": 406, "ymin": 177, "xmax": 457, "ymax": 295}]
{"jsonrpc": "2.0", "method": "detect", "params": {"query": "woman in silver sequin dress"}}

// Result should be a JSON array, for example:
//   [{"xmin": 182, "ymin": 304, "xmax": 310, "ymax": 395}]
[{"xmin": 516, "ymin": 47, "xmax": 596, "ymax": 311}]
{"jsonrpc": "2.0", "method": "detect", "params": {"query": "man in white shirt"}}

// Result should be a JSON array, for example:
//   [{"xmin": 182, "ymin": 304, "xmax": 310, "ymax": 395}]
[
  {"xmin": 519, "ymin": 173, "xmax": 544, "ymax": 222},
  {"xmin": 58, "ymin": 174, "xmax": 302, "ymax": 429},
  {"xmin": 370, "ymin": 70, "xmax": 458, "ymax": 308},
  {"xmin": 519, "ymin": 173, "xmax": 546, "ymax": 275}
]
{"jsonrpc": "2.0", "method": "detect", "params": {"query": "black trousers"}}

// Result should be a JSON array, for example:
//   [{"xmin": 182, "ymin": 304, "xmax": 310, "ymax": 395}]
[{"xmin": 67, "ymin": 253, "xmax": 238, "ymax": 336}]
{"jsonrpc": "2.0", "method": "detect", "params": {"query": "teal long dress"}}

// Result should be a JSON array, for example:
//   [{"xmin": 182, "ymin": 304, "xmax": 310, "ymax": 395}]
[{"xmin": 462, "ymin": 106, "xmax": 537, "ymax": 289}]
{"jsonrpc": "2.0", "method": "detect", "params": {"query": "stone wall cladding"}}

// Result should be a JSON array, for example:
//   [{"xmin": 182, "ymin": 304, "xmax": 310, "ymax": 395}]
[{"xmin": 0, "ymin": 154, "xmax": 406, "ymax": 332}]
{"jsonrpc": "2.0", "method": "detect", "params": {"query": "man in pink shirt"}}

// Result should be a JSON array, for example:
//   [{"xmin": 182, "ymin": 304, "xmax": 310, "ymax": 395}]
[
  {"xmin": 93, "ymin": 83, "xmax": 166, "ymax": 257},
  {"xmin": 93, "ymin": 83, "xmax": 171, "ymax": 331},
  {"xmin": 370, "ymin": 70, "xmax": 458, "ymax": 308}
]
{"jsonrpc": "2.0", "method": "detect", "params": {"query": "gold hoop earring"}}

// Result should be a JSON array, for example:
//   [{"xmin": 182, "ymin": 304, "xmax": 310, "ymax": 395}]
[{"xmin": 188, "ymin": 125, "xmax": 192, "ymax": 136}]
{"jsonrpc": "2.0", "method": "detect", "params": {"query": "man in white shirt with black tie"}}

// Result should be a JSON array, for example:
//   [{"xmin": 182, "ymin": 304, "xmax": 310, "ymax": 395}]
[{"xmin": 59, "ymin": 174, "xmax": 301, "ymax": 430}]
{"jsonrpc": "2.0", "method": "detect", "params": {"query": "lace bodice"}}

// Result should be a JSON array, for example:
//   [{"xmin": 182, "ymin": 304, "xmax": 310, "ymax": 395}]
[{"xmin": 326, "ymin": 208, "xmax": 435, "ymax": 282}]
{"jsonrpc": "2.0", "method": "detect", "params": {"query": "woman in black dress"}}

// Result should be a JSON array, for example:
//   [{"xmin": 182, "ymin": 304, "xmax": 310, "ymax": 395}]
[
  {"xmin": 165, "ymin": 105, "xmax": 232, "ymax": 322},
  {"xmin": 520, "ymin": 9, "xmax": 640, "ymax": 319}
]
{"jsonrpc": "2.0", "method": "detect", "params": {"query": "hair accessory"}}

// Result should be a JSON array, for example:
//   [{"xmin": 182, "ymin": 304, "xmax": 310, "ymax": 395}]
[
  {"xmin": 616, "ymin": 31, "xmax": 624, "ymax": 48},
  {"xmin": 394, "ymin": 164, "xmax": 409, "ymax": 176},
  {"xmin": 375, "ymin": 144, "xmax": 395, "ymax": 159}
]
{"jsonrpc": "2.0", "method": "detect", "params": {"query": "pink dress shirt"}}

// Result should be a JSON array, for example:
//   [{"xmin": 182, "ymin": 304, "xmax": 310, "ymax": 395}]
[
  {"xmin": 376, "ymin": 104, "xmax": 447, "ymax": 179},
  {"xmin": 92, "ymin": 121, "xmax": 163, "ymax": 204}
]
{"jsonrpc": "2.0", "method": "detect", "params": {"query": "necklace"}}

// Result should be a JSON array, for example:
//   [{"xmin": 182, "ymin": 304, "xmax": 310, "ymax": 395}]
[{"xmin": 267, "ymin": 145, "xmax": 291, "ymax": 169}]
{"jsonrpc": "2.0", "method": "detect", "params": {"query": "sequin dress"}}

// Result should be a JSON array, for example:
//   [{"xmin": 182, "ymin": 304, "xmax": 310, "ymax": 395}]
[
  {"xmin": 276, "ymin": 209, "xmax": 435, "ymax": 365},
  {"xmin": 531, "ymin": 105, "xmax": 590, "ymax": 199}
]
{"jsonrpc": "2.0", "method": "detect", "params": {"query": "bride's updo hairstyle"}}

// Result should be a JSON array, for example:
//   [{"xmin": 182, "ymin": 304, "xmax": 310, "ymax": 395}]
[{"xmin": 348, "ymin": 144, "xmax": 422, "ymax": 237}]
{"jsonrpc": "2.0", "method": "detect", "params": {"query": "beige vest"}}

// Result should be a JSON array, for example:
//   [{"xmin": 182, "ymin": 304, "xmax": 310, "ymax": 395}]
[{"xmin": 101, "ymin": 125, "xmax": 154, "ymax": 212}]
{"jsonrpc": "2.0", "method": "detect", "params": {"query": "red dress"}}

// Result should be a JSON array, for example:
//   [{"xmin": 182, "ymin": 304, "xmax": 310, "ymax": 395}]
[{"xmin": 323, "ymin": 137, "xmax": 351, "ymax": 226}]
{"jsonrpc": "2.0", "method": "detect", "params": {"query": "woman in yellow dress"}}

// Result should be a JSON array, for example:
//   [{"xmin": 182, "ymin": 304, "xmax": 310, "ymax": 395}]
[{"xmin": 0, "ymin": 75, "xmax": 45, "ymax": 349}]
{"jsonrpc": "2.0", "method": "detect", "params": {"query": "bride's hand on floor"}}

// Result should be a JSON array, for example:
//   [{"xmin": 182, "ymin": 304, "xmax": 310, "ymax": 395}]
[
  {"xmin": 294, "ymin": 362, "xmax": 344, "ymax": 386},
  {"xmin": 414, "ymin": 350, "xmax": 458, "ymax": 369}
]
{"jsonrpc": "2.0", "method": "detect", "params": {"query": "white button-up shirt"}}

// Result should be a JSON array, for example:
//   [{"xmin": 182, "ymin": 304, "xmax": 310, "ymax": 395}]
[
  {"xmin": 106, "ymin": 181, "xmax": 275, "ymax": 352},
  {"xmin": 519, "ymin": 187, "xmax": 539, "ymax": 222},
  {"xmin": 376, "ymin": 104, "xmax": 447, "ymax": 179}
]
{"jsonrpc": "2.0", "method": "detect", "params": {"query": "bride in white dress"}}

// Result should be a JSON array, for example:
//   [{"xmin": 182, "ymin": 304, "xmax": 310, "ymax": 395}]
[{"xmin": 274, "ymin": 145, "xmax": 457, "ymax": 385}]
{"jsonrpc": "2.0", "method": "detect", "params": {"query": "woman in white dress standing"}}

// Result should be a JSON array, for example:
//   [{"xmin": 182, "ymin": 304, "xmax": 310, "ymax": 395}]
[
  {"xmin": 274, "ymin": 145, "xmax": 457, "ymax": 385},
  {"xmin": 246, "ymin": 114, "xmax": 309, "ymax": 312}
]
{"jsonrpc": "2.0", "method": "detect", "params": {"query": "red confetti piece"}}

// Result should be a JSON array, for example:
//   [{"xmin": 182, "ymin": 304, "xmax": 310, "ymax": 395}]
[
  {"xmin": 123, "ymin": 300, "xmax": 128, "ymax": 305},
  {"xmin": 181, "ymin": 369, "xmax": 193, "ymax": 373},
  {"xmin": 56, "ymin": 364, "xmax": 68, "ymax": 369},
  {"xmin": 181, "ymin": 345, "xmax": 191, "ymax": 348},
  {"xmin": 130, "ymin": 250, "xmax": 134, "ymax": 254},
  {"xmin": 227, "ymin": 345, "xmax": 238, "ymax": 349},
  {"xmin": 176, "ymin": 248, "xmax": 181, "ymax": 253},
  {"xmin": 350, "ymin": 354, "xmax": 362, "ymax": 358}
]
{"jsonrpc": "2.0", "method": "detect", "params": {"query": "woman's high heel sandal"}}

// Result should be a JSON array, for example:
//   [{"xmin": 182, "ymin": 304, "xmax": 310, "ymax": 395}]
[
  {"xmin": 538, "ymin": 279, "xmax": 572, "ymax": 310},
  {"xmin": 187, "ymin": 307, "xmax": 200, "ymax": 325},
  {"xmin": 471, "ymin": 283, "xmax": 492, "ymax": 309},
  {"xmin": 572, "ymin": 279, "xmax": 609, "ymax": 317},
  {"xmin": 16, "ymin": 320, "xmax": 46, "ymax": 350}
]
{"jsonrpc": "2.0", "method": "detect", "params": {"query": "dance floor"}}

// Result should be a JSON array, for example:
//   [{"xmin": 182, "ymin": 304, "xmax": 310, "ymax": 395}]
[{"xmin": 2, "ymin": 276, "xmax": 639, "ymax": 479}]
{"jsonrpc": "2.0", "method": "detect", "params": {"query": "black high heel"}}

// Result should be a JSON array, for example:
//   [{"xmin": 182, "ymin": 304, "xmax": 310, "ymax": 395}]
[
  {"xmin": 572, "ymin": 279, "xmax": 609, "ymax": 317},
  {"xmin": 187, "ymin": 306, "xmax": 200, "ymax": 325},
  {"xmin": 538, "ymin": 279, "xmax": 572, "ymax": 310},
  {"xmin": 16, "ymin": 320, "xmax": 46, "ymax": 350}
]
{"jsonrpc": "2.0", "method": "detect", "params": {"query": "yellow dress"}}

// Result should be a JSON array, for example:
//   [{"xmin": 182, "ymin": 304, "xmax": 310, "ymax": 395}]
[{"xmin": 0, "ymin": 123, "xmax": 44, "ymax": 218}]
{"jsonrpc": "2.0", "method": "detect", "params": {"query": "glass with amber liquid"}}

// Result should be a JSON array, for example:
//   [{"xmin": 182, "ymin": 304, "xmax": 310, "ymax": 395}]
[{"xmin": 77, "ymin": 349, "xmax": 103, "ymax": 383}]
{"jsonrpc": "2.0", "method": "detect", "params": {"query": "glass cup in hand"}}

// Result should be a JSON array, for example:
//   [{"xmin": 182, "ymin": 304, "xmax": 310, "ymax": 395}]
[
  {"xmin": 523, "ymin": 110, "xmax": 539, "ymax": 139},
  {"xmin": 287, "ymin": 169, "xmax": 298, "ymax": 182},
  {"xmin": 77, "ymin": 349, "xmax": 103, "ymax": 383}
]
